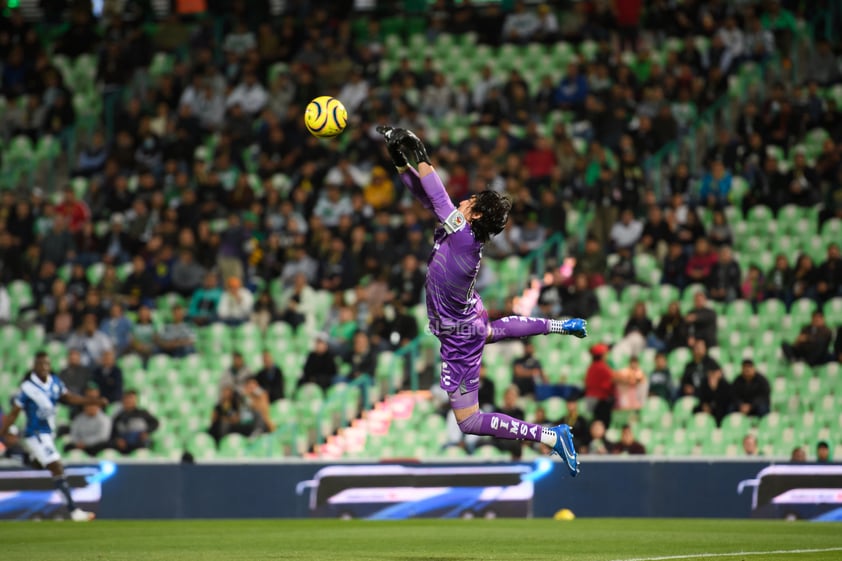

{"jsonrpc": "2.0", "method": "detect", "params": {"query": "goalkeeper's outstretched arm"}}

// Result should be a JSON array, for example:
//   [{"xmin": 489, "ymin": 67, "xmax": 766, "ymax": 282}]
[{"xmin": 377, "ymin": 126, "xmax": 456, "ymax": 222}]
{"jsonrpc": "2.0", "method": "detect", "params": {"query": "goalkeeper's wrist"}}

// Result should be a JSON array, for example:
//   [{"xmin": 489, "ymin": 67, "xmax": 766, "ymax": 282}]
[{"xmin": 395, "ymin": 164, "xmax": 408, "ymax": 173}]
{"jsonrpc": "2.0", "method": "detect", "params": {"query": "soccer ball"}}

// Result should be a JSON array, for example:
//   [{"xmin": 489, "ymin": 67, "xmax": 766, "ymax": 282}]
[{"xmin": 304, "ymin": 96, "xmax": 348, "ymax": 138}]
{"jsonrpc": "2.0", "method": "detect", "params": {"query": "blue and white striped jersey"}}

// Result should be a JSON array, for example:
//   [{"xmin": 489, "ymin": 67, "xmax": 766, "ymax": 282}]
[{"xmin": 13, "ymin": 373, "xmax": 67, "ymax": 437}]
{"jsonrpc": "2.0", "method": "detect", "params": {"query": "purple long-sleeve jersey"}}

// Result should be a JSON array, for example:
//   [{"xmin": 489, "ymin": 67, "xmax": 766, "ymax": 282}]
[{"xmin": 399, "ymin": 167, "xmax": 486, "ymax": 336}]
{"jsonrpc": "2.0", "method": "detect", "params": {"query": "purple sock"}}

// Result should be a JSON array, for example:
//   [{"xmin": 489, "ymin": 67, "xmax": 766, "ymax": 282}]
[
  {"xmin": 449, "ymin": 388, "xmax": 553, "ymax": 444},
  {"xmin": 488, "ymin": 316, "xmax": 548, "ymax": 343},
  {"xmin": 458, "ymin": 410, "xmax": 547, "ymax": 442}
]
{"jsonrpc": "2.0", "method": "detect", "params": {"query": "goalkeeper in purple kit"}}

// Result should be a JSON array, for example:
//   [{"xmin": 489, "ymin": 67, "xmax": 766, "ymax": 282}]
[{"xmin": 377, "ymin": 126, "xmax": 585, "ymax": 476}]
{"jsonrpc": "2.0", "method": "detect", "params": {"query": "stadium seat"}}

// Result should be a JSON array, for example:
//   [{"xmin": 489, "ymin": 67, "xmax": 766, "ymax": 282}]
[
  {"xmin": 672, "ymin": 396, "xmax": 697, "ymax": 427},
  {"xmin": 218, "ymin": 433, "xmax": 248, "ymax": 458},
  {"xmin": 639, "ymin": 396, "xmax": 669, "ymax": 428}
]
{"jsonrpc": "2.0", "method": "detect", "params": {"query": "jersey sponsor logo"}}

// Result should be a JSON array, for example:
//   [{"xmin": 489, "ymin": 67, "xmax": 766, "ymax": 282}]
[
  {"xmin": 443, "ymin": 209, "xmax": 467, "ymax": 234},
  {"xmin": 468, "ymin": 378, "xmax": 479, "ymax": 385}
]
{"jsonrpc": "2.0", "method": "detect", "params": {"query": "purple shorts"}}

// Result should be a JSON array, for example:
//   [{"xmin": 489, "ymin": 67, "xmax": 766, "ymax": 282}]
[{"xmin": 437, "ymin": 314, "xmax": 489, "ymax": 395}]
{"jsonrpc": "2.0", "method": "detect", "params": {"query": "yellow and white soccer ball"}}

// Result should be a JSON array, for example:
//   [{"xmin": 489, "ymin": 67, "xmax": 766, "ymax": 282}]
[{"xmin": 304, "ymin": 96, "xmax": 348, "ymax": 138}]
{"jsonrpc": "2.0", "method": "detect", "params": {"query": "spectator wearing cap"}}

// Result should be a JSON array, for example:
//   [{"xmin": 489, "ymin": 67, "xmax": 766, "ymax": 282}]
[
  {"xmin": 732, "ymin": 359, "xmax": 770, "ymax": 418},
  {"xmin": 217, "ymin": 277, "xmax": 254, "ymax": 326},
  {"xmin": 584, "ymin": 343, "xmax": 615, "ymax": 427}
]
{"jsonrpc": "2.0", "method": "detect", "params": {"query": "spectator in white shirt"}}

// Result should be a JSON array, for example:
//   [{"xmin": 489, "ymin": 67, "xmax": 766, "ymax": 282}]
[
  {"xmin": 67, "ymin": 312, "xmax": 114, "ymax": 367},
  {"xmin": 226, "ymin": 72, "xmax": 268, "ymax": 116},
  {"xmin": 472, "ymin": 65, "xmax": 499, "ymax": 109},
  {"xmin": 337, "ymin": 67, "xmax": 369, "ymax": 114},
  {"xmin": 324, "ymin": 159, "xmax": 368, "ymax": 191},
  {"xmin": 536, "ymin": 4, "xmax": 559, "ymax": 42},
  {"xmin": 313, "ymin": 183, "xmax": 354, "ymax": 228},
  {"xmin": 223, "ymin": 20, "xmax": 256, "ymax": 57},
  {"xmin": 217, "ymin": 277, "xmax": 254, "ymax": 325},
  {"xmin": 0, "ymin": 283, "xmax": 10, "ymax": 324},
  {"xmin": 280, "ymin": 247, "xmax": 319, "ymax": 288},
  {"xmin": 421, "ymin": 72, "xmax": 455, "ymax": 119},
  {"xmin": 610, "ymin": 209, "xmax": 644, "ymax": 251},
  {"xmin": 716, "ymin": 16, "xmax": 744, "ymax": 69},
  {"xmin": 66, "ymin": 388, "xmax": 112, "ymax": 457},
  {"xmin": 502, "ymin": 1, "xmax": 540, "ymax": 44}
]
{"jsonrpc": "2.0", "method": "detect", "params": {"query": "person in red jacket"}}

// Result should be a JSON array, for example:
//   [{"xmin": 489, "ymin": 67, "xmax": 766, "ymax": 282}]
[
  {"xmin": 614, "ymin": 0, "xmax": 642, "ymax": 51},
  {"xmin": 55, "ymin": 187, "xmax": 91, "ymax": 234},
  {"xmin": 685, "ymin": 237, "xmax": 719, "ymax": 288},
  {"xmin": 584, "ymin": 343, "xmax": 616, "ymax": 428}
]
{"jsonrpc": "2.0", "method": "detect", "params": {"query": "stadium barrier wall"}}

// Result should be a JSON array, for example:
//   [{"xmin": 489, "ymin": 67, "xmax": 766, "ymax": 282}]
[
  {"xmin": 73, "ymin": 459, "xmax": 772, "ymax": 519},
  {"xmin": 10, "ymin": 458, "xmax": 834, "ymax": 520}
]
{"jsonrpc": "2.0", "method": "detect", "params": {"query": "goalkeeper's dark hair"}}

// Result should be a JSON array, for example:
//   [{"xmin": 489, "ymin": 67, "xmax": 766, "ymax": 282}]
[{"xmin": 470, "ymin": 190, "xmax": 511, "ymax": 243}]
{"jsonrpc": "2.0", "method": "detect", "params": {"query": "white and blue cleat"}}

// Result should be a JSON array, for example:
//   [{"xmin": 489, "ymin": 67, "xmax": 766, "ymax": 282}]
[{"xmin": 550, "ymin": 424, "xmax": 580, "ymax": 477}]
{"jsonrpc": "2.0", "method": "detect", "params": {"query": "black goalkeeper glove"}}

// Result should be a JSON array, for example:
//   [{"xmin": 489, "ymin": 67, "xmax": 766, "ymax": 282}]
[
  {"xmin": 376, "ymin": 125, "xmax": 408, "ymax": 168},
  {"xmin": 398, "ymin": 129, "xmax": 431, "ymax": 165}
]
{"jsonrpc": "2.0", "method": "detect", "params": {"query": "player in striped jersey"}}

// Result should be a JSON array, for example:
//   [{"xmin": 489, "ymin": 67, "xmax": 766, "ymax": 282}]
[
  {"xmin": 0, "ymin": 351, "xmax": 108, "ymax": 521},
  {"xmin": 377, "ymin": 126, "xmax": 586, "ymax": 476}
]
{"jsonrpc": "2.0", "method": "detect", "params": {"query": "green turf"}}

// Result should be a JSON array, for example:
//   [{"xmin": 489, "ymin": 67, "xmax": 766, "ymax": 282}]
[{"xmin": 0, "ymin": 519, "xmax": 840, "ymax": 561}]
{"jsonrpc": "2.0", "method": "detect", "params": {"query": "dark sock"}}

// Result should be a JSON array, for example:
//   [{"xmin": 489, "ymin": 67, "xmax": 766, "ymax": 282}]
[{"xmin": 54, "ymin": 476, "xmax": 76, "ymax": 511}]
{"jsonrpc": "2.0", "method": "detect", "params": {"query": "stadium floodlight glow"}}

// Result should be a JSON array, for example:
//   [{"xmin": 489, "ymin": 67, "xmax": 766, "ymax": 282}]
[
  {"xmin": 86, "ymin": 461, "xmax": 117, "ymax": 484},
  {"xmin": 521, "ymin": 458, "xmax": 554, "ymax": 482}
]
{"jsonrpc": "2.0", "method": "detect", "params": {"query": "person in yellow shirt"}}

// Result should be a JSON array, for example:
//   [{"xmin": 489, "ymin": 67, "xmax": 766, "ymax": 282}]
[{"xmin": 362, "ymin": 166, "xmax": 395, "ymax": 210}]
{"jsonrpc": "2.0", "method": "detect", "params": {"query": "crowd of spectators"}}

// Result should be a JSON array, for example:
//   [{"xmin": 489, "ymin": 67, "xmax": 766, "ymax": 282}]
[{"xmin": 1, "ymin": 0, "xmax": 841, "ymax": 459}]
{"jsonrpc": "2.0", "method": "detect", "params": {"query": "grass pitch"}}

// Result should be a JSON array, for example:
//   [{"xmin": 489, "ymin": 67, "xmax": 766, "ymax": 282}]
[{"xmin": 1, "ymin": 518, "xmax": 840, "ymax": 561}]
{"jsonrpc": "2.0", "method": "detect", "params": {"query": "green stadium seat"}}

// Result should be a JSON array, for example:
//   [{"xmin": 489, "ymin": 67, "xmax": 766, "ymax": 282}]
[
  {"xmin": 218, "ymin": 433, "xmax": 248, "ymax": 458},
  {"xmin": 821, "ymin": 218, "xmax": 841, "ymax": 244},
  {"xmin": 541, "ymin": 396, "xmax": 565, "ymax": 420},
  {"xmin": 672, "ymin": 396, "xmax": 697, "ymax": 426},
  {"xmin": 639, "ymin": 396, "xmax": 669, "ymax": 428}
]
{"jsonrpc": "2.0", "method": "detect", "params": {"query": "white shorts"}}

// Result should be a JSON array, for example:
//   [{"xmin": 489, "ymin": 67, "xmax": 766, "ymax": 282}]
[{"xmin": 24, "ymin": 434, "xmax": 61, "ymax": 466}]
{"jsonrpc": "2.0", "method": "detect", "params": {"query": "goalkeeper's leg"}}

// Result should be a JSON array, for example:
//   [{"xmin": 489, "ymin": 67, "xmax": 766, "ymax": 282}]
[
  {"xmin": 486, "ymin": 316, "xmax": 588, "ymax": 343},
  {"xmin": 450, "ymin": 388, "xmax": 580, "ymax": 476}
]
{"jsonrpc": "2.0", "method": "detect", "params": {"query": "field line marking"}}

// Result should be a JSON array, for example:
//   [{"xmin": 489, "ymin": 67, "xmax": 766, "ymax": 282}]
[{"xmin": 609, "ymin": 546, "xmax": 842, "ymax": 561}]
